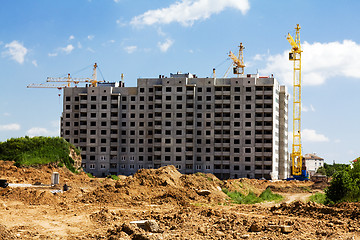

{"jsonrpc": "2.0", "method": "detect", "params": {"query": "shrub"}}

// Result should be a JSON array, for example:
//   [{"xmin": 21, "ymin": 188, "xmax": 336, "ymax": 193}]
[
  {"xmin": 0, "ymin": 136, "xmax": 78, "ymax": 173},
  {"xmin": 325, "ymin": 161, "xmax": 360, "ymax": 203}
]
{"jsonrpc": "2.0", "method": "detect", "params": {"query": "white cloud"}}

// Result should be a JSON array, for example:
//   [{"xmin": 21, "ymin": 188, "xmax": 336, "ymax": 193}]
[
  {"xmin": 130, "ymin": 0, "xmax": 250, "ymax": 27},
  {"xmin": 69, "ymin": 35, "xmax": 75, "ymax": 40},
  {"xmin": 124, "ymin": 45, "xmax": 137, "ymax": 54},
  {"xmin": 48, "ymin": 52, "xmax": 58, "ymax": 57},
  {"xmin": 77, "ymin": 42, "xmax": 82, "ymax": 49},
  {"xmin": 0, "ymin": 123, "xmax": 20, "ymax": 131},
  {"xmin": 3, "ymin": 40, "xmax": 28, "ymax": 64},
  {"xmin": 302, "ymin": 129, "xmax": 329, "ymax": 142},
  {"xmin": 157, "ymin": 27, "xmax": 166, "ymax": 37},
  {"xmin": 158, "ymin": 39, "xmax": 174, "ymax": 52},
  {"xmin": 60, "ymin": 44, "xmax": 74, "ymax": 54},
  {"xmin": 289, "ymin": 129, "xmax": 329, "ymax": 143},
  {"xmin": 302, "ymin": 104, "xmax": 315, "ymax": 112},
  {"xmin": 26, "ymin": 127, "xmax": 58, "ymax": 137},
  {"xmin": 3, "ymin": 113, "xmax": 11, "ymax": 117},
  {"xmin": 87, "ymin": 35, "xmax": 94, "ymax": 40},
  {"xmin": 260, "ymin": 40, "xmax": 360, "ymax": 86},
  {"xmin": 116, "ymin": 19, "xmax": 126, "ymax": 27},
  {"xmin": 32, "ymin": 60, "xmax": 38, "ymax": 67},
  {"xmin": 252, "ymin": 53, "xmax": 265, "ymax": 61}
]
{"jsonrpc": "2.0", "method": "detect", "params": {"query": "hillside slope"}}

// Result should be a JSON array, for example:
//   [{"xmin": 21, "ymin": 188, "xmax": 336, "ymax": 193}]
[{"xmin": 0, "ymin": 136, "xmax": 81, "ymax": 172}]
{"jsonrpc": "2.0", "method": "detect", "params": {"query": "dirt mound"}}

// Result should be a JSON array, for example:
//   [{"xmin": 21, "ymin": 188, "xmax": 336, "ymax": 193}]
[
  {"xmin": 0, "ymin": 187, "xmax": 59, "ymax": 205},
  {"xmin": 78, "ymin": 166, "xmax": 226, "ymax": 206},
  {"xmin": 271, "ymin": 200, "xmax": 360, "ymax": 221},
  {"xmin": 0, "ymin": 160, "xmax": 89, "ymax": 185},
  {"xmin": 90, "ymin": 208, "xmax": 120, "ymax": 225},
  {"xmin": 0, "ymin": 224, "xmax": 16, "ymax": 239},
  {"xmin": 311, "ymin": 180, "xmax": 330, "ymax": 190},
  {"xmin": 220, "ymin": 178, "xmax": 315, "ymax": 195}
]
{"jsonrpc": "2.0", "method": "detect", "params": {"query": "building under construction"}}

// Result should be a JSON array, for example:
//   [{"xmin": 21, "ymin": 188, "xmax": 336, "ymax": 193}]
[{"xmin": 60, "ymin": 72, "xmax": 290, "ymax": 180}]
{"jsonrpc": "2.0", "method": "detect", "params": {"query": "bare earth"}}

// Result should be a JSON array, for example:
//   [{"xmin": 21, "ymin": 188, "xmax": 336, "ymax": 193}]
[{"xmin": 0, "ymin": 160, "xmax": 359, "ymax": 240}]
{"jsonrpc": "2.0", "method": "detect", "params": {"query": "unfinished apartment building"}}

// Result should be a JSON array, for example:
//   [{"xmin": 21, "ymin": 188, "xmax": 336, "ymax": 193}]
[{"xmin": 61, "ymin": 73, "xmax": 290, "ymax": 180}]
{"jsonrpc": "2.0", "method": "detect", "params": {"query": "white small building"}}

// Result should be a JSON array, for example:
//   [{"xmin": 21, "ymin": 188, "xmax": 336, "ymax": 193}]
[{"xmin": 303, "ymin": 153, "xmax": 324, "ymax": 176}]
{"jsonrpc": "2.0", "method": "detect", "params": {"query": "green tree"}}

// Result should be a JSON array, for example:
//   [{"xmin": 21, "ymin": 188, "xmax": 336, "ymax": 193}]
[
  {"xmin": 316, "ymin": 166, "xmax": 326, "ymax": 175},
  {"xmin": 325, "ymin": 170, "xmax": 352, "ymax": 203}
]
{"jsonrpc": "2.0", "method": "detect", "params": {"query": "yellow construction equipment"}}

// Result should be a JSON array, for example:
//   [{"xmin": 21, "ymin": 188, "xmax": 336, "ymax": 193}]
[
  {"xmin": 287, "ymin": 24, "xmax": 305, "ymax": 178},
  {"xmin": 224, "ymin": 43, "xmax": 246, "ymax": 77},
  {"xmin": 46, "ymin": 63, "xmax": 103, "ymax": 87}
]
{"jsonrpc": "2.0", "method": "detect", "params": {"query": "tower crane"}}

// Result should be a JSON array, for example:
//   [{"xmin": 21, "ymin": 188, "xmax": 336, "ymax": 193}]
[
  {"xmin": 287, "ymin": 24, "xmax": 307, "ymax": 179},
  {"xmin": 46, "ymin": 63, "xmax": 104, "ymax": 87},
  {"xmin": 223, "ymin": 43, "xmax": 246, "ymax": 77}
]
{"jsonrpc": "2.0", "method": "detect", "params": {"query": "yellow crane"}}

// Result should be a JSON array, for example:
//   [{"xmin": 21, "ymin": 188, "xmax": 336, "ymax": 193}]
[
  {"xmin": 46, "ymin": 63, "xmax": 103, "ymax": 87},
  {"xmin": 224, "ymin": 43, "xmax": 246, "ymax": 77},
  {"xmin": 287, "ymin": 24, "xmax": 304, "ymax": 178}
]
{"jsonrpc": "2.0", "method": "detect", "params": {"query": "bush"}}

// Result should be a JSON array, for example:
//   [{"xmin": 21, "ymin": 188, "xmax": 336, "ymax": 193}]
[
  {"xmin": 325, "ymin": 161, "xmax": 360, "ymax": 203},
  {"xmin": 0, "ymin": 136, "xmax": 78, "ymax": 173},
  {"xmin": 317, "ymin": 163, "xmax": 349, "ymax": 177}
]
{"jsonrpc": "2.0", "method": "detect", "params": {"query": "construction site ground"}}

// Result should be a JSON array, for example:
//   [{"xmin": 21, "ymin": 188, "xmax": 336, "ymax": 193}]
[{"xmin": 0, "ymin": 160, "xmax": 359, "ymax": 240}]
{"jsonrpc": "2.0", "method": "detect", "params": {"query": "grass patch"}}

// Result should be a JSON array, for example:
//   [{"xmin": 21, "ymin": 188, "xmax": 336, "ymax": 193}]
[
  {"xmin": 109, "ymin": 175, "xmax": 119, "ymax": 180},
  {"xmin": 86, "ymin": 173, "xmax": 95, "ymax": 178},
  {"xmin": 309, "ymin": 193, "xmax": 327, "ymax": 204},
  {"xmin": 223, "ymin": 187, "xmax": 283, "ymax": 204},
  {"xmin": 0, "ymin": 136, "xmax": 79, "ymax": 173},
  {"xmin": 259, "ymin": 187, "xmax": 283, "ymax": 202}
]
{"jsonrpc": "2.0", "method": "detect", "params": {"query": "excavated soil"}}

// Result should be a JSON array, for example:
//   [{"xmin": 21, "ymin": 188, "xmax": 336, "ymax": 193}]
[{"xmin": 0, "ymin": 160, "xmax": 359, "ymax": 239}]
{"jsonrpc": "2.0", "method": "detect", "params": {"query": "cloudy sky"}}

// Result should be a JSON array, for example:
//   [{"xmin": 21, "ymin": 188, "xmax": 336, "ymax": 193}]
[{"xmin": 0, "ymin": 0, "xmax": 359, "ymax": 164}]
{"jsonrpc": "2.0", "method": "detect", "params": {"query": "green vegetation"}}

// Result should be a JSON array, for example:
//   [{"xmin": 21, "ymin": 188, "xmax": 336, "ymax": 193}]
[
  {"xmin": 317, "ymin": 163, "xmax": 349, "ymax": 177},
  {"xmin": 109, "ymin": 175, "xmax": 119, "ymax": 180},
  {"xmin": 0, "ymin": 136, "xmax": 80, "ymax": 173},
  {"xmin": 309, "ymin": 193, "xmax": 327, "ymax": 204},
  {"xmin": 325, "ymin": 161, "xmax": 360, "ymax": 203},
  {"xmin": 86, "ymin": 173, "xmax": 95, "ymax": 178},
  {"xmin": 222, "ymin": 187, "xmax": 283, "ymax": 204},
  {"xmin": 320, "ymin": 160, "xmax": 360, "ymax": 204}
]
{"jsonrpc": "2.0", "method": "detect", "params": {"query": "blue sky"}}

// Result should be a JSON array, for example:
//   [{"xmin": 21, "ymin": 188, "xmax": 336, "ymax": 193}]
[{"xmin": 1, "ymin": 0, "xmax": 359, "ymax": 164}]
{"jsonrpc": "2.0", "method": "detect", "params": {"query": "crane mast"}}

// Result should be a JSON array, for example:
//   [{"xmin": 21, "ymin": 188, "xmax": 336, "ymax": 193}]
[{"xmin": 287, "ymin": 24, "xmax": 303, "ymax": 176}]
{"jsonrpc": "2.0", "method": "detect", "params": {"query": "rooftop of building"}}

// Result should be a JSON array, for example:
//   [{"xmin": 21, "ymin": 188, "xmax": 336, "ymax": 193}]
[{"xmin": 303, "ymin": 153, "xmax": 324, "ymax": 160}]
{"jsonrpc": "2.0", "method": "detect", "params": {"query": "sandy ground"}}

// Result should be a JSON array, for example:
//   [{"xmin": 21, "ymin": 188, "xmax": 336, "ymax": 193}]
[{"xmin": 0, "ymin": 160, "xmax": 359, "ymax": 240}]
